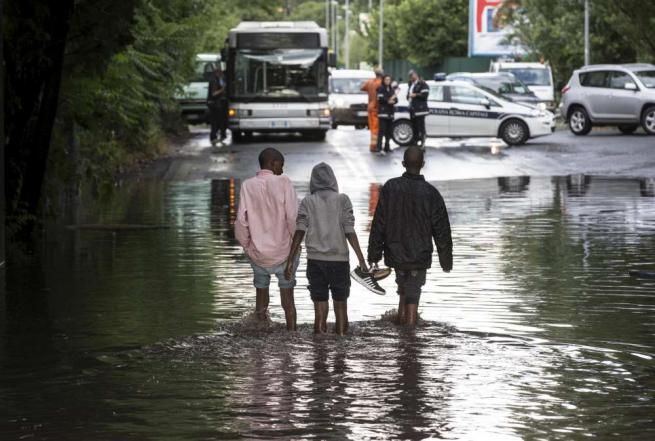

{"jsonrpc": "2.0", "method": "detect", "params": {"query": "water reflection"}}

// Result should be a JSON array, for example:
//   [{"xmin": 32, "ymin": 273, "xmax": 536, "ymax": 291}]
[{"xmin": 1, "ymin": 175, "xmax": 655, "ymax": 440}]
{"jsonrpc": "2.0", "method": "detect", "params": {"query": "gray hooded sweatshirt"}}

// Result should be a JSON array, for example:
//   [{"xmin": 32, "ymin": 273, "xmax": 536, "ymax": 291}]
[{"xmin": 296, "ymin": 163, "xmax": 355, "ymax": 262}]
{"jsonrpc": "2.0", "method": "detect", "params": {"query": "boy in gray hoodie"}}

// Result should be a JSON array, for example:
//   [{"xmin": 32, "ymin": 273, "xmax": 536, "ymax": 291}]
[{"xmin": 284, "ymin": 163, "xmax": 368, "ymax": 335}]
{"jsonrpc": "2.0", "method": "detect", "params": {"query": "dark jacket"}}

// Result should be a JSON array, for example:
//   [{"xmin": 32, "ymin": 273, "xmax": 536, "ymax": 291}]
[
  {"xmin": 368, "ymin": 172, "xmax": 452, "ymax": 271},
  {"xmin": 376, "ymin": 84, "xmax": 397, "ymax": 119},
  {"xmin": 407, "ymin": 79, "xmax": 429, "ymax": 116},
  {"xmin": 207, "ymin": 74, "xmax": 226, "ymax": 107}
]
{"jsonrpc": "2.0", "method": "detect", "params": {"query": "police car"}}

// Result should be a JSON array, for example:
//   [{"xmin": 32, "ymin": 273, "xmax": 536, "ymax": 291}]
[{"xmin": 392, "ymin": 79, "xmax": 555, "ymax": 146}]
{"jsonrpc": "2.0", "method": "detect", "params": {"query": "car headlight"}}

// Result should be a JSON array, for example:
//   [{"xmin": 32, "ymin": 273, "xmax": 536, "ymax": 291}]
[{"xmin": 537, "ymin": 102, "xmax": 547, "ymax": 111}]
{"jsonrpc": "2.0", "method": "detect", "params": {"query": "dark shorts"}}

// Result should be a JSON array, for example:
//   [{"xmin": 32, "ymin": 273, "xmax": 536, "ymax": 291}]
[
  {"xmin": 307, "ymin": 259, "xmax": 351, "ymax": 302},
  {"xmin": 395, "ymin": 269, "xmax": 427, "ymax": 305}
]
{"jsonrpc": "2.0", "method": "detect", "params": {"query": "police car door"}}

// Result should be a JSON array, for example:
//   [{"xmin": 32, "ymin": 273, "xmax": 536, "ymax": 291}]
[
  {"xmin": 448, "ymin": 85, "xmax": 499, "ymax": 136},
  {"xmin": 425, "ymin": 85, "xmax": 449, "ymax": 135}
]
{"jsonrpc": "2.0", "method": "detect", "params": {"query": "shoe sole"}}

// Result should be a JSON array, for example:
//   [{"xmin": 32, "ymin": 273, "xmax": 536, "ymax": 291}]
[{"xmin": 371, "ymin": 268, "xmax": 392, "ymax": 281}]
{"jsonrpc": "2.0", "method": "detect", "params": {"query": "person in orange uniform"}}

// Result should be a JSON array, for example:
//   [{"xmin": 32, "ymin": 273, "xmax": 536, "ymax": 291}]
[{"xmin": 361, "ymin": 69, "xmax": 383, "ymax": 152}]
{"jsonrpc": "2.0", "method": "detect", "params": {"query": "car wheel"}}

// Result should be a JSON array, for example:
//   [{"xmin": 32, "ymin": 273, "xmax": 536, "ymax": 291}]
[
  {"xmin": 641, "ymin": 106, "xmax": 655, "ymax": 135},
  {"xmin": 569, "ymin": 106, "xmax": 592, "ymax": 135},
  {"xmin": 500, "ymin": 119, "xmax": 529, "ymax": 146},
  {"xmin": 306, "ymin": 130, "xmax": 327, "ymax": 141},
  {"xmin": 331, "ymin": 122, "xmax": 338, "ymax": 130},
  {"xmin": 392, "ymin": 120, "xmax": 414, "ymax": 146},
  {"xmin": 618, "ymin": 124, "xmax": 639, "ymax": 135}
]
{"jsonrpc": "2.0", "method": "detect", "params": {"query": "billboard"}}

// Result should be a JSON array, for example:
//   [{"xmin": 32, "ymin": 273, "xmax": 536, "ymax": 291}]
[{"xmin": 468, "ymin": 0, "xmax": 523, "ymax": 56}]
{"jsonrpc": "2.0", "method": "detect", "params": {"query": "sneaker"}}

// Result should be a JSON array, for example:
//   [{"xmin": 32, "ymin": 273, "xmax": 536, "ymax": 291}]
[
  {"xmin": 376, "ymin": 150, "xmax": 386, "ymax": 157},
  {"xmin": 350, "ymin": 266, "xmax": 386, "ymax": 295},
  {"xmin": 210, "ymin": 139, "xmax": 218, "ymax": 147},
  {"xmin": 371, "ymin": 266, "xmax": 392, "ymax": 281}
]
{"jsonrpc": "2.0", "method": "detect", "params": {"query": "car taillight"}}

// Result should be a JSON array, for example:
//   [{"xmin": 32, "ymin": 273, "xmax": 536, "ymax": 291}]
[{"xmin": 561, "ymin": 85, "xmax": 571, "ymax": 95}]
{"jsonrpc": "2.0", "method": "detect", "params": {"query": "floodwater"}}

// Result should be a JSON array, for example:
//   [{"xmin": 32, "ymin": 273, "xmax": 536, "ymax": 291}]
[{"xmin": 1, "ymin": 175, "xmax": 654, "ymax": 440}]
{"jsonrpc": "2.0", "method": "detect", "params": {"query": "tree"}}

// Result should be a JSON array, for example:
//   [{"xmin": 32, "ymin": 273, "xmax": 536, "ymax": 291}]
[
  {"xmin": 365, "ymin": 0, "xmax": 469, "ymax": 67},
  {"xmin": 498, "ymin": 0, "xmax": 652, "ymax": 89}
]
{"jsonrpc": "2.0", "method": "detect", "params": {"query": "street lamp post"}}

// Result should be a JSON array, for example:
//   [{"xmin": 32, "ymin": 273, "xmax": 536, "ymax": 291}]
[
  {"xmin": 584, "ymin": 0, "xmax": 590, "ymax": 65},
  {"xmin": 378, "ymin": 0, "xmax": 384, "ymax": 69},
  {"xmin": 344, "ymin": 0, "xmax": 350, "ymax": 69}
]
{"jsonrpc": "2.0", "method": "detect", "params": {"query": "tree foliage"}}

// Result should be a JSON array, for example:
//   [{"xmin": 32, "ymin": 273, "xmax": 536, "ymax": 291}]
[
  {"xmin": 499, "ymin": 0, "xmax": 654, "ymax": 88},
  {"xmin": 365, "ymin": 0, "xmax": 469, "ymax": 67}
]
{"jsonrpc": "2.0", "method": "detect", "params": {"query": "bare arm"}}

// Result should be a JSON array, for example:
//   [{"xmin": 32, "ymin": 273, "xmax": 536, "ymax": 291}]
[
  {"xmin": 346, "ymin": 233, "xmax": 369, "ymax": 273},
  {"xmin": 284, "ymin": 230, "xmax": 305, "ymax": 280}
]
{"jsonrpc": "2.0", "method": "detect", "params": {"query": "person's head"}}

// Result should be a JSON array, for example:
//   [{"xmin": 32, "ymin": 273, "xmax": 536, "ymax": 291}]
[
  {"xmin": 258, "ymin": 147, "xmax": 285, "ymax": 175},
  {"xmin": 374, "ymin": 68, "xmax": 384, "ymax": 79},
  {"xmin": 403, "ymin": 146, "xmax": 425, "ymax": 174},
  {"xmin": 382, "ymin": 74, "xmax": 392, "ymax": 86},
  {"xmin": 213, "ymin": 64, "xmax": 223, "ymax": 75},
  {"xmin": 408, "ymin": 69, "xmax": 418, "ymax": 82}
]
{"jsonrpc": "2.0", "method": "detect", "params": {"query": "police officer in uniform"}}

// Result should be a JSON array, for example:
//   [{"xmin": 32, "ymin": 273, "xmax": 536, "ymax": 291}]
[
  {"xmin": 375, "ymin": 74, "xmax": 398, "ymax": 155},
  {"xmin": 207, "ymin": 65, "xmax": 227, "ymax": 146},
  {"xmin": 407, "ymin": 70, "xmax": 429, "ymax": 148}
]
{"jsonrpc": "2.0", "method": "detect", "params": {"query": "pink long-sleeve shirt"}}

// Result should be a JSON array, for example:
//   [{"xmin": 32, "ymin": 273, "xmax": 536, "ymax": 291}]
[{"xmin": 234, "ymin": 170, "xmax": 298, "ymax": 267}]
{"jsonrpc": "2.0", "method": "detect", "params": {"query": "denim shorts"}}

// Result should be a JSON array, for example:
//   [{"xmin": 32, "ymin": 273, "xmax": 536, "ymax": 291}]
[
  {"xmin": 249, "ymin": 255, "xmax": 299, "ymax": 289},
  {"xmin": 306, "ymin": 259, "xmax": 351, "ymax": 302},
  {"xmin": 395, "ymin": 269, "xmax": 427, "ymax": 305}
]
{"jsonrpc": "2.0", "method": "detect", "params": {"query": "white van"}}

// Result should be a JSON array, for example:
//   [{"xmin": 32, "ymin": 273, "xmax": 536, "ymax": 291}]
[
  {"xmin": 490, "ymin": 61, "xmax": 555, "ymax": 110},
  {"xmin": 328, "ymin": 69, "xmax": 375, "ymax": 129},
  {"xmin": 176, "ymin": 53, "xmax": 221, "ymax": 124}
]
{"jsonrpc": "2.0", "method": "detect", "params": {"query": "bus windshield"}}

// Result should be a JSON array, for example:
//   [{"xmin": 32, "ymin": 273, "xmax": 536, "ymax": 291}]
[
  {"xmin": 500, "ymin": 68, "xmax": 551, "ymax": 86},
  {"xmin": 232, "ymin": 48, "xmax": 327, "ymax": 100}
]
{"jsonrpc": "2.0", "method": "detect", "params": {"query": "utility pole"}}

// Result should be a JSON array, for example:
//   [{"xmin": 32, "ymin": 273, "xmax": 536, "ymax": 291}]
[
  {"xmin": 584, "ymin": 0, "xmax": 590, "ymax": 65},
  {"xmin": 332, "ymin": 1, "xmax": 338, "ymax": 63},
  {"xmin": 0, "ymin": 0, "xmax": 5, "ymax": 268},
  {"xmin": 378, "ymin": 0, "xmax": 384, "ymax": 69},
  {"xmin": 325, "ymin": 0, "xmax": 330, "ymax": 49},
  {"xmin": 344, "ymin": 0, "xmax": 350, "ymax": 68}
]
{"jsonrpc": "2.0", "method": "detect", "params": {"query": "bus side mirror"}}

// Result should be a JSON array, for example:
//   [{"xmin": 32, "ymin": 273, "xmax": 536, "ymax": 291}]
[{"xmin": 328, "ymin": 52, "xmax": 337, "ymax": 68}]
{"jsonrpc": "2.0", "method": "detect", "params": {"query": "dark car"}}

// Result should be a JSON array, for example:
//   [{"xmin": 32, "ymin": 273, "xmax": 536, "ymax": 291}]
[{"xmin": 446, "ymin": 72, "xmax": 543, "ymax": 109}]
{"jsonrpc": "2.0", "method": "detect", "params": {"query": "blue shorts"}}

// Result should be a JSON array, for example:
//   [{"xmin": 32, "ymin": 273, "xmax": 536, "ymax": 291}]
[{"xmin": 249, "ymin": 255, "xmax": 299, "ymax": 289}]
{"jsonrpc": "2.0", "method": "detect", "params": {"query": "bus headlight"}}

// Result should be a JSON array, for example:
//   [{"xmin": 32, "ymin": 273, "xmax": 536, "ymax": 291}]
[
  {"xmin": 228, "ymin": 108, "xmax": 237, "ymax": 118},
  {"xmin": 307, "ymin": 108, "xmax": 330, "ymax": 117}
]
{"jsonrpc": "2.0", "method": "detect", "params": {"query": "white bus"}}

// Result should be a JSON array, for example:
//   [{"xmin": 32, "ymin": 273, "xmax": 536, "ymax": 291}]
[{"xmin": 224, "ymin": 21, "xmax": 332, "ymax": 142}]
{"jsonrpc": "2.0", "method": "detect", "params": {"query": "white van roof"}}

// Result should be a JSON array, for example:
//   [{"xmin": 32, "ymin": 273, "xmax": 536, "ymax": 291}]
[
  {"xmin": 495, "ymin": 61, "xmax": 550, "ymax": 69},
  {"xmin": 196, "ymin": 53, "xmax": 220, "ymax": 62},
  {"xmin": 330, "ymin": 69, "xmax": 376, "ymax": 79}
]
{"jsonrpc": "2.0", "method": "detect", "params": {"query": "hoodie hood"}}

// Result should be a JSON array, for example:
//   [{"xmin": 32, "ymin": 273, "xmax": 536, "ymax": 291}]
[{"xmin": 310, "ymin": 162, "xmax": 338, "ymax": 194}]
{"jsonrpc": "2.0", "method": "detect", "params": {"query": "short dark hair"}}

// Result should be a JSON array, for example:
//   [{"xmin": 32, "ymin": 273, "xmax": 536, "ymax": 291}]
[
  {"xmin": 403, "ymin": 146, "xmax": 424, "ymax": 168},
  {"xmin": 258, "ymin": 147, "xmax": 284, "ymax": 168}
]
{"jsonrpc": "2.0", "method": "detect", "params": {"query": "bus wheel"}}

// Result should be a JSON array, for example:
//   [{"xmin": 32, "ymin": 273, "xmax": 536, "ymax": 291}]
[{"xmin": 231, "ymin": 130, "xmax": 243, "ymax": 143}]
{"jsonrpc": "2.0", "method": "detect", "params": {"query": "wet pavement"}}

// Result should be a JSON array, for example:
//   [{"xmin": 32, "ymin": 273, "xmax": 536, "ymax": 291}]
[{"xmin": 1, "ymin": 128, "xmax": 654, "ymax": 440}]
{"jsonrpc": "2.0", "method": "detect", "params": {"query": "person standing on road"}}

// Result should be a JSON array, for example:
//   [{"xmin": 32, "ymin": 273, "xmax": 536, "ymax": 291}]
[
  {"xmin": 284, "ymin": 163, "xmax": 369, "ymax": 335},
  {"xmin": 368, "ymin": 147, "xmax": 453, "ymax": 326},
  {"xmin": 361, "ymin": 69, "xmax": 384, "ymax": 152},
  {"xmin": 207, "ymin": 65, "xmax": 227, "ymax": 146},
  {"xmin": 376, "ymin": 74, "xmax": 398, "ymax": 155},
  {"xmin": 235, "ymin": 148, "xmax": 299, "ymax": 331},
  {"xmin": 407, "ymin": 70, "xmax": 429, "ymax": 148}
]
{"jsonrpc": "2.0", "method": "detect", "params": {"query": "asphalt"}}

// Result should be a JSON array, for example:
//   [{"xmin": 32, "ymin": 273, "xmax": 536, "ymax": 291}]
[{"xmin": 150, "ymin": 126, "xmax": 655, "ymax": 185}]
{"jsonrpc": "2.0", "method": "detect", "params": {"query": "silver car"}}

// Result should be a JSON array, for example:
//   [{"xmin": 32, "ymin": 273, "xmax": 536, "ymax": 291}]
[{"xmin": 560, "ymin": 63, "xmax": 655, "ymax": 135}]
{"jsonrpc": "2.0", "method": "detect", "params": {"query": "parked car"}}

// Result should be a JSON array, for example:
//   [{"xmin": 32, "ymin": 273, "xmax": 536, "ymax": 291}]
[
  {"xmin": 391, "ymin": 80, "xmax": 555, "ymax": 146},
  {"xmin": 560, "ymin": 63, "xmax": 655, "ymax": 136},
  {"xmin": 176, "ymin": 53, "xmax": 221, "ymax": 124},
  {"xmin": 446, "ymin": 72, "xmax": 543, "ymax": 108},
  {"xmin": 490, "ymin": 61, "xmax": 555, "ymax": 110},
  {"xmin": 328, "ymin": 69, "xmax": 375, "ymax": 129}
]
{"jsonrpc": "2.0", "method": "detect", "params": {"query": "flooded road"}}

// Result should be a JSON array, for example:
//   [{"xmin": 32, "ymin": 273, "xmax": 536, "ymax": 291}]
[{"xmin": 2, "ymin": 168, "xmax": 654, "ymax": 439}]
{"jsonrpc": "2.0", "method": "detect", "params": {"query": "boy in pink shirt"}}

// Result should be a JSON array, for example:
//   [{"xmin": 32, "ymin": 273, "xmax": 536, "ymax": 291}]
[{"xmin": 235, "ymin": 148, "xmax": 299, "ymax": 330}]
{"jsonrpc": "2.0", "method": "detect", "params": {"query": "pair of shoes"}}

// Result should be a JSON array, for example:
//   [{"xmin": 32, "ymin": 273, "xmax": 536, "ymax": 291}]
[
  {"xmin": 351, "ymin": 267, "xmax": 386, "ymax": 295},
  {"xmin": 210, "ymin": 139, "xmax": 218, "ymax": 147},
  {"xmin": 376, "ymin": 150, "xmax": 387, "ymax": 157}
]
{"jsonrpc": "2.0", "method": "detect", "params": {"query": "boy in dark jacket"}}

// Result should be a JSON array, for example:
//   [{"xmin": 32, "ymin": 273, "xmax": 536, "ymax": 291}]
[
  {"xmin": 368, "ymin": 147, "xmax": 453, "ymax": 326},
  {"xmin": 285, "ymin": 163, "xmax": 369, "ymax": 335}
]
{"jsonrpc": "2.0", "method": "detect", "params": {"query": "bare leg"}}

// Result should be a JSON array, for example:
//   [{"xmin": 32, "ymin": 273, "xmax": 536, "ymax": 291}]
[
  {"xmin": 280, "ymin": 288, "xmax": 297, "ymax": 331},
  {"xmin": 396, "ymin": 292, "xmax": 407, "ymax": 325},
  {"xmin": 404, "ymin": 302, "xmax": 419, "ymax": 327},
  {"xmin": 314, "ymin": 301, "xmax": 329, "ymax": 334},
  {"xmin": 334, "ymin": 300, "xmax": 349, "ymax": 335},
  {"xmin": 255, "ymin": 288, "xmax": 270, "ymax": 321}
]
